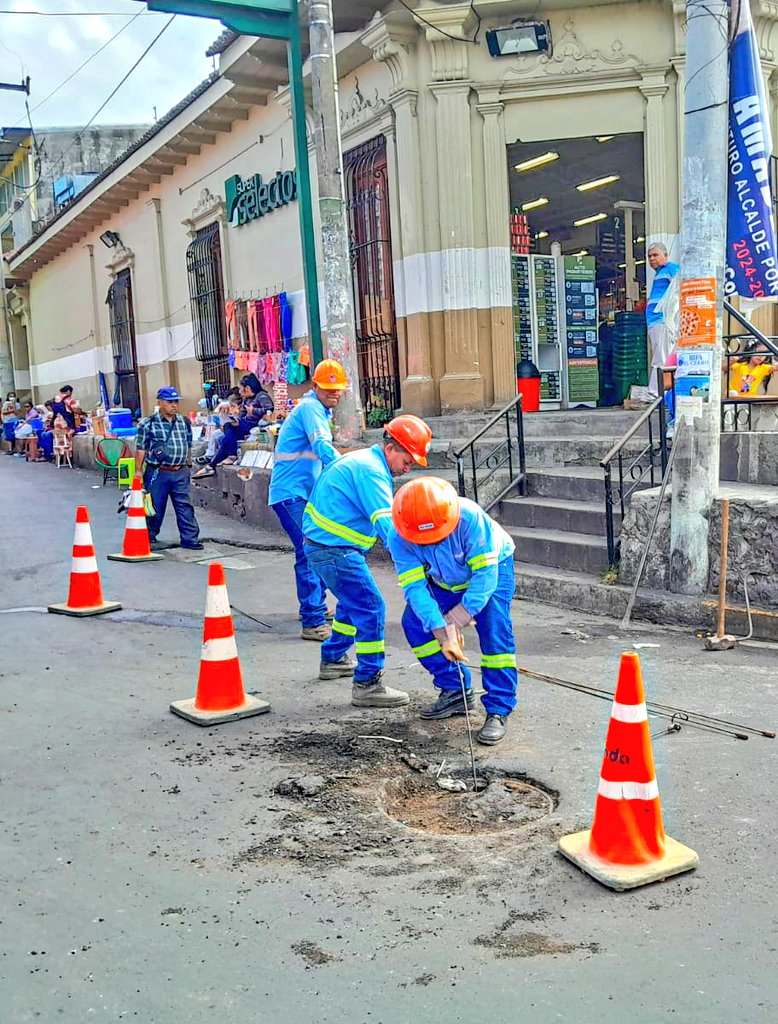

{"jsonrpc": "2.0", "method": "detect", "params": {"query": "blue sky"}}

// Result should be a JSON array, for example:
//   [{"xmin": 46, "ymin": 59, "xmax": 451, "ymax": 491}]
[{"xmin": 0, "ymin": 1, "xmax": 219, "ymax": 131}]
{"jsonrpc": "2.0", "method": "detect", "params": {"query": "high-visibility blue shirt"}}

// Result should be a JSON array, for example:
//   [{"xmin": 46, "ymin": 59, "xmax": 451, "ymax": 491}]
[
  {"xmin": 387, "ymin": 497, "xmax": 515, "ymax": 632},
  {"xmin": 268, "ymin": 391, "xmax": 339, "ymax": 505},
  {"xmin": 646, "ymin": 261, "xmax": 679, "ymax": 327},
  {"xmin": 303, "ymin": 444, "xmax": 394, "ymax": 550}
]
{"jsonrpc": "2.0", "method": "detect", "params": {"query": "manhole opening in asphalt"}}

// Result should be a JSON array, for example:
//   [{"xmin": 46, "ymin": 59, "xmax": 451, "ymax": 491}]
[{"xmin": 379, "ymin": 769, "xmax": 558, "ymax": 837}]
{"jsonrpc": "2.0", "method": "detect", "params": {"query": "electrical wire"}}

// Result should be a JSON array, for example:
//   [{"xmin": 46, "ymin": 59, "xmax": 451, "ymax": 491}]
[
  {"xmin": 394, "ymin": 0, "xmax": 481, "ymax": 45},
  {"xmin": 0, "ymin": 8, "xmax": 156, "ymax": 14}
]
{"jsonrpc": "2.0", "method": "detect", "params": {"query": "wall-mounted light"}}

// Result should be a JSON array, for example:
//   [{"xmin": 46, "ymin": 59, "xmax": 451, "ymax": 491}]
[
  {"xmin": 487, "ymin": 22, "xmax": 551, "ymax": 57},
  {"xmin": 100, "ymin": 230, "xmax": 122, "ymax": 249}
]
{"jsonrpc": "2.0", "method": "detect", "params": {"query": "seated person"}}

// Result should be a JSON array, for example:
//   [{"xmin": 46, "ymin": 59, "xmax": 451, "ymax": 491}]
[
  {"xmin": 193, "ymin": 373, "xmax": 273, "ymax": 477},
  {"xmin": 726, "ymin": 347, "xmax": 778, "ymax": 397}
]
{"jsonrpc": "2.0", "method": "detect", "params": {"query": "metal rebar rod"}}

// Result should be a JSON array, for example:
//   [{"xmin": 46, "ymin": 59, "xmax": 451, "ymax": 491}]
[{"xmin": 457, "ymin": 661, "xmax": 478, "ymax": 790}]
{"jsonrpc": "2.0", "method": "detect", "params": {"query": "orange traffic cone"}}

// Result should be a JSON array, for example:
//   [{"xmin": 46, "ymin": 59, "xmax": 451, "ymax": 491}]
[
  {"xmin": 170, "ymin": 562, "xmax": 270, "ymax": 725},
  {"xmin": 48, "ymin": 506, "xmax": 122, "ymax": 617},
  {"xmin": 107, "ymin": 476, "xmax": 163, "ymax": 563},
  {"xmin": 558, "ymin": 651, "xmax": 698, "ymax": 890}
]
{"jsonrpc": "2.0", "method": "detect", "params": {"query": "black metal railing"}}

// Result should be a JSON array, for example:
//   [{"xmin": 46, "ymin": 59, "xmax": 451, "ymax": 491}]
[
  {"xmin": 721, "ymin": 302, "xmax": 778, "ymax": 430},
  {"xmin": 600, "ymin": 373, "xmax": 670, "ymax": 569},
  {"xmin": 452, "ymin": 394, "xmax": 526, "ymax": 512}
]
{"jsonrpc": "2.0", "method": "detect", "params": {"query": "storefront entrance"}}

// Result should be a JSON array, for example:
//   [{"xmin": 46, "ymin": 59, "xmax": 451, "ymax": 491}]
[
  {"xmin": 344, "ymin": 135, "xmax": 400, "ymax": 427},
  {"xmin": 506, "ymin": 133, "xmax": 648, "ymax": 408}
]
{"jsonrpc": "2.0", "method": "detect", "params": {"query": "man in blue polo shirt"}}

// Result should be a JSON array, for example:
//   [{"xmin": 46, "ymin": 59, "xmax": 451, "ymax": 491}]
[
  {"xmin": 646, "ymin": 242, "xmax": 680, "ymax": 397},
  {"xmin": 268, "ymin": 359, "xmax": 347, "ymax": 641},
  {"xmin": 135, "ymin": 386, "xmax": 202, "ymax": 550}
]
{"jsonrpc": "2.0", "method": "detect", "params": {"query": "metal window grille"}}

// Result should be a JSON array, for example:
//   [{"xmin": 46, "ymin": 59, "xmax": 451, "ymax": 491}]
[
  {"xmin": 106, "ymin": 268, "xmax": 140, "ymax": 416},
  {"xmin": 186, "ymin": 222, "xmax": 230, "ymax": 391},
  {"xmin": 344, "ymin": 135, "xmax": 400, "ymax": 426}
]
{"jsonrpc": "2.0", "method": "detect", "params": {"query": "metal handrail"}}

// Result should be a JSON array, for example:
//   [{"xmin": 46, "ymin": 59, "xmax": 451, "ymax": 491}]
[
  {"xmin": 724, "ymin": 299, "xmax": 778, "ymax": 358},
  {"xmin": 451, "ymin": 393, "xmax": 523, "ymax": 458},
  {"xmin": 600, "ymin": 394, "xmax": 664, "ymax": 469},
  {"xmin": 454, "ymin": 393, "xmax": 526, "ymax": 512}
]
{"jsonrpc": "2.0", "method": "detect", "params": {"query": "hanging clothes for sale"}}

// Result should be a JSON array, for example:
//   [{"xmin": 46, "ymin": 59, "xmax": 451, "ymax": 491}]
[
  {"xmin": 247, "ymin": 299, "xmax": 261, "ymax": 351},
  {"xmin": 248, "ymin": 351, "xmax": 260, "ymax": 375},
  {"xmin": 237, "ymin": 300, "xmax": 250, "ymax": 350},
  {"xmin": 286, "ymin": 349, "xmax": 308, "ymax": 386},
  {"xmin": 298, "ymin": 342, "xmax": 311, "ymax": 368},
  {"xmin": 279, "ymin": 291, "xmax": 293, "ymax": 352},
  {"xmin": 228, "ymin": 348, "xmax": 236, "ymax": 368},
  {"xmin": 225, "ymin": 300, "xmax": 238, "ymax": 348}
]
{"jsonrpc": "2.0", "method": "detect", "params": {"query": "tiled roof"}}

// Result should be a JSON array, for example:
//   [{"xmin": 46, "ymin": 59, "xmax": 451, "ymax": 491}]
[{"xmin": 206, "ymin": 29, "xmax": 239, "ymax": 58}]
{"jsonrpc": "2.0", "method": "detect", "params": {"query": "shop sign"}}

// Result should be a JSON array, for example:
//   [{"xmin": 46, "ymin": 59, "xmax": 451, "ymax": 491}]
[{"xmin": 225, "ymin": 169, "xmax": 298, "ymax": 228}]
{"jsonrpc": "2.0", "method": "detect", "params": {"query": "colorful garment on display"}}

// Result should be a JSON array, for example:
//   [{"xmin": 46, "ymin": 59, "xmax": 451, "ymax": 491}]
[
  {"xmin": 298, "ymin": 343, "xmax": 311, "ymax": 368},
  {"xmin": 248, "ymin": 351, "xmax": 260, "ymax": 375},
  {"xmin": 228, "ymin": 348, "xmax": 236, "ymax": 368},
  {"xmin": 286, "ymin": 349, "xmax": 308, "ymax": 386},
  {"xmin": 247, "ymin": 300, "xmax": 260, "ymax": 351},
  {"xmin": 279, "ymin": 292, "xmax": 293, "ymax": 352},
  {"xmin": 237, "ymin": 300, "xmax": 250, "ymax": 350},
  {"xmin": 225, "ymin": 300, "xmax": 238, "ymax": 348}
]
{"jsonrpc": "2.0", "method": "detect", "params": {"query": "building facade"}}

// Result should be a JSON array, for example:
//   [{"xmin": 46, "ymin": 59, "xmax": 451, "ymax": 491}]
[{"xmin": 5, "ymin": 1, "xmax": 778, "ymax": 418}]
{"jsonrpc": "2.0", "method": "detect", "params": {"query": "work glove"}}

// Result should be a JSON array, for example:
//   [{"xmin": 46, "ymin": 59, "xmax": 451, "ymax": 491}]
[
  {"xmin": 433, "ymin": 623, "xmax": 468, "ymax": 663},
  {"xmin": 444, "ymin": 603, "xmax": 474, "ymax": 629}
]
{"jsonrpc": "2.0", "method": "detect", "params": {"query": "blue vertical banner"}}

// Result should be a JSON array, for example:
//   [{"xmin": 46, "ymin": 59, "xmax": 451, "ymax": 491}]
[{"xmin": 727, "ymin": 0, "xmax": 778, "ymax": 298}]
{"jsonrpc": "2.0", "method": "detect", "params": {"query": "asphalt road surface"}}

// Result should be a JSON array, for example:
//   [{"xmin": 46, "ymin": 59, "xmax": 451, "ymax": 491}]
[{"xmin": 1, "ymin": 458, "xmax": 776, "ymax": 1023}]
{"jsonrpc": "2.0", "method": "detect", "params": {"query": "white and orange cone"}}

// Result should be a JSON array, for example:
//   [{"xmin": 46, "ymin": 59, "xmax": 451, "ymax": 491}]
[
  {"xmin": 170, "ymin": 562, "xmax": 270, "ymax": 725},
  {"xmin": 558, "ymin": 651, "xmax": 698, "ymax": 890},
  {"xmin": 108, "ymin": 476, "xmax": 163, "ymax": 563},
  {"xmin": 48, "ymin": 506, "xmax": 122, "ymax": 617}
]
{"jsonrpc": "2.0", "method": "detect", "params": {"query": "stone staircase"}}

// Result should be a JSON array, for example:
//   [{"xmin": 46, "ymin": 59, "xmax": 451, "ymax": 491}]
[{"xmin": 368, "ymin": 407, "xmax": 647, "ymax": 581}]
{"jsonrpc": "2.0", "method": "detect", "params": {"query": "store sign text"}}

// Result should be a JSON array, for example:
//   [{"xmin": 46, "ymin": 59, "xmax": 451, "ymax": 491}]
[{"xmin": 225, "ymin": 170, "xmax": 297, "ymax": 228}]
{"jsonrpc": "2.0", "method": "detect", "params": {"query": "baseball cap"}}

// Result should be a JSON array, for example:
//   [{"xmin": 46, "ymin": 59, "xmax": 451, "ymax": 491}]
[{"xmin": 157, "ymin": 386, "xmax": 180, "ymax": 401}]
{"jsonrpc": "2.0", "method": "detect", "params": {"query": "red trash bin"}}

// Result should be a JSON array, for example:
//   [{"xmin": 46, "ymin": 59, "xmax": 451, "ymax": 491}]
[{"xmin": 517, "ymin": 359, "xmax": 541, "ymax": 413}]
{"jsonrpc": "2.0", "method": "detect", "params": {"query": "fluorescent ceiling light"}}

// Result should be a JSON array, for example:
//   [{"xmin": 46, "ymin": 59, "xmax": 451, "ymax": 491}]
[
  {"xmin": 596, "ymin": 136, "xmax": 615, "ymax": 143},
  {"xmin": 535, "ymin": 230, "xmax": 549, "ymax": 239},
  {"xmin": 634, "ymin": 235, "xmax": 645, "ymax": 243},
  {"xmin": 572, "ymin": 249, "xmax": 589, "ymax": 257},
  {"xmin": 514, "ymin": 151, "xmax": 559, "ymax": 172},
  {"xmin": 576, "ymin": 174, "xmax": 620, "ymax": 192},
  {"xmin": 618, "ymin": 263, "xmax": 627, "ymax": 269},
  {"xmin": 574, "ymin": 212, "xmax": 607, "ymax": 227},
  {"xmin": 522, "ymin": 196, "xmax": 549, "ymax": 211},
  {"xmin": 635, "ymin": 259, "xmax": 645, "ymax": 265}
]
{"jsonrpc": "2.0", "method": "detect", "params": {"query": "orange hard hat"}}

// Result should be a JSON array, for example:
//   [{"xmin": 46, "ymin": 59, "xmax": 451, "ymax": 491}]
[
  {"xmin": 384, "ymin": 414, "xmax": 432, "ymax": 467},
  {"xmin": 392, "ymin": 476, "xmax": 460, "ymax": 545},
  {"xmin": 311, "ymin": 358, "xmax": 348, "ymax": 390}
]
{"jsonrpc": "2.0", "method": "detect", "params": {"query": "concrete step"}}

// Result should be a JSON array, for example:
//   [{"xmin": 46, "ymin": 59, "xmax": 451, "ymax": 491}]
[
  {"xmin": 524, "ymin": 466, "xmax": 607, "ymax": 502},
  {"xmin": 498, "ymin": 495, "xmax": 619, "ymax": 536},
  {"xmin": 507, "ymin": 525, "xmax": 610, "ymax": 574}
]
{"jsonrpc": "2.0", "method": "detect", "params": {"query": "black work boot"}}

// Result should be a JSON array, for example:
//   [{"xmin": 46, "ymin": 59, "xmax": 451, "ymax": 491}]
[
  {"xmin": 420, "ymin": 688, "xmax": 475, "ymax": 720},
  {"xmin": 476, "ymin": 714, "xmax": 507, "ymax": 745}
]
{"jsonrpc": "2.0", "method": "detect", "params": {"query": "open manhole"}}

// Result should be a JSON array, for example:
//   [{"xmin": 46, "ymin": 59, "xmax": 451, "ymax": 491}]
[{"xmin": 379, "ymin": 769, "xmax": 558, "ymax": 836}]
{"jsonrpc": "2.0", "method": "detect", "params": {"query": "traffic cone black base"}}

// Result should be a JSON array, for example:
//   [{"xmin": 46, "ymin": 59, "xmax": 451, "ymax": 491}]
[
  {"xmin": 48, "ymin": 600, "xmax": 122, "ymax": 618},
  {"xmin": 107, "ymin": 552, "xmax": 163, "ymax": 563},
  {"xmin": 170, "ymin": 692, "xmax": 270, "ymax": 726},
  {"xmin": 558, "ymin": 830, "xmax": 699, "ymax": 892}
]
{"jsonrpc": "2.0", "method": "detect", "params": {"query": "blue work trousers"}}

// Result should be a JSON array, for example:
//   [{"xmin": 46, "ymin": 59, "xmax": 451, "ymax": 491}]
[
  {"xmin": 306, "ymin": 544, "xmax": 385, "ymax": 683},
  {"xmin": 144, "ymin": 466, "xmax": 200, "ymax": 547},
  {"xmin": 403, "ymin": 557, "xmax": 518, "ymax": 716},
  {"xmin": 272, "ymin": 497, "xmax": 327, "ymax": 628}
]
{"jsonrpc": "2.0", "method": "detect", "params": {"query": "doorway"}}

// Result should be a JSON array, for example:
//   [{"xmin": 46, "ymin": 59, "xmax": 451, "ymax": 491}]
[{"xmin": 106, "ymin": 268, "xmax": 140, "ymax": 416}]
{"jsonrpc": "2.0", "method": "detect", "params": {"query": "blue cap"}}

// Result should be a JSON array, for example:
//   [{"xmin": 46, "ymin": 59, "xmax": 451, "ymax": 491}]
[{"xmin": 157, "ymin": 386, "xmax": 180, "ymax": 402}]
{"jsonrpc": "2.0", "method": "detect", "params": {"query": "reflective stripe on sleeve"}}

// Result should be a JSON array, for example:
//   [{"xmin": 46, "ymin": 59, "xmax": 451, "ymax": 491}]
[
  {"xmin": 412, "ymin": 639, "xmax": 442, "ymax": 659},
  {"xmin": 304, "ymin": 502, "xmax": 376, "ymax": 549},
  {"xmin": 467, "ymin": 551, "xmax": 499, "ymax": 571},
  {"xmin": 397, "ymin": 566, "xmax": 426, "ymax": 588},
  {"xmin": 274, "ymin": 450, "xmax": 318, "ymax": 462},
  {"xmin": 432, "ymin": 578, "xmax": 470, "ymax": 592},
  {"xmin": 611, "ymin": 701, "xmax": 648, "ymax": 723},
  {"xmin": 332, "ymin": 619, "xmax": 357, "ymax": 637},
  {"xmin": 597, "ymin": 778, "xmax": 659, "ymax": 801},
  {"xmin": 355, "ymin": 639, "xmax": 385, "ymax": 655},
  {"xmin": 369, "ymin": 508, "xmax": 392, "ymax": 525}
]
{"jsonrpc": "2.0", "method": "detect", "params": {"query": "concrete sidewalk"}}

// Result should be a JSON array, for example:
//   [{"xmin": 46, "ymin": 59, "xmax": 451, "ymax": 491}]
[{"xmin": 1, "ymin": 457, "xmax": 776, "ymax": 1023}]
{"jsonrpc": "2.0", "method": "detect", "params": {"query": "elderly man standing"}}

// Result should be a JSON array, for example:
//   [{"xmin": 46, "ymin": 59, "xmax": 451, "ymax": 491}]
[
  {"xmin": 646, "ymin": 242, "xmax": 680, "ymax": 398},
  {"xmin": 135, "ymin": 386, "xmax": 203, "ymax": 551}
]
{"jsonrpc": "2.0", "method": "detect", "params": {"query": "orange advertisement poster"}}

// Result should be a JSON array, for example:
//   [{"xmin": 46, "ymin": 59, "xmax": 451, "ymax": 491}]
[{"xmin": 678, "ymin": 277, "xmax": 717, "ymax": 347}]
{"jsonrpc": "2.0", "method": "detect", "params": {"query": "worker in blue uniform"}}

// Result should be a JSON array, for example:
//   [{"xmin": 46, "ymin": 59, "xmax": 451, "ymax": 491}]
[
  {"xmin": 388, "ymin": 476, "xmax": 518, "ymax": 745},
  {"xmin": 303, "ymin": 414, "xmax": 433, "ymax": 708},
  {"xmin": 268, "ymin": 359, "xmax": 347, "ymax": 642}
]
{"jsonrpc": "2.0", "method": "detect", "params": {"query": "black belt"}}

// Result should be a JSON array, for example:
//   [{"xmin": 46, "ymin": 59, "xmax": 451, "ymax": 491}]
[{"xmin": 148, "ymin": 464, "xmax": 184, "ymax": 471}]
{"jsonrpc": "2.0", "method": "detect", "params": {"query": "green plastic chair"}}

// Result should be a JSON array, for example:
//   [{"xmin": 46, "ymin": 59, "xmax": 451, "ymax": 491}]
[{"xmin": 95, "ymin": 437, "xmax": 133, "ymax": 486}]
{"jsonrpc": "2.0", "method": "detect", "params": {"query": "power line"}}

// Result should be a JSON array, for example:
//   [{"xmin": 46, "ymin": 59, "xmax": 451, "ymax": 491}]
[{"xmin": 0, "ymin": 9, "xmax": 156, "ymax": 15}]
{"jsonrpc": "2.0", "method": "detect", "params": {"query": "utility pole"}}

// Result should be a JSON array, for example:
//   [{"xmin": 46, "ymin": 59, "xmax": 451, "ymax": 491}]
[
  {"xmin": 669, "ymin": 0, "xmax": 729, "ymax": 595},
  {"xmin": 307, "ymin": 0, "xmax": 362, "ymax": 445}
]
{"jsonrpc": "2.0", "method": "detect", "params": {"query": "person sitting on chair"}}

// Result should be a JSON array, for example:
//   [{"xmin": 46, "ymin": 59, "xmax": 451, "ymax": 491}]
[{"xmin": 193, "ymin": 373, "xmax": 273, "ymax": 478}]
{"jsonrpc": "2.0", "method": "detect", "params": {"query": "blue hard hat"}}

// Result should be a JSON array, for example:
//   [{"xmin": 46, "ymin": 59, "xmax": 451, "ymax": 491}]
[{"xmin": 157, "ymin": 386, "xmax": 180, "ymax": 401}]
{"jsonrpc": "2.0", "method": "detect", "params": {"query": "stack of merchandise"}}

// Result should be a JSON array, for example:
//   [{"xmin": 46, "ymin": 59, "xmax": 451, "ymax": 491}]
[
  {"xmin": 598, "ymin": 311, "xmax": 648, "ymax": 406},
  {"xmin": 509, "ymin": 210, "xmax": 531, "ymax": 255}
]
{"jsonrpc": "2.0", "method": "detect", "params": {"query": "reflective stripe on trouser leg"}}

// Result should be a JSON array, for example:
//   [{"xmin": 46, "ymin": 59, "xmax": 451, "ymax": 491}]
[
  {"xmin": 472, "ymin": 558, "xmax": 518, "ymax": 716},
  {"xmin": 401, "ymin": 601, "xmax": 472, "ymax": 694},
  {"xmin": 307, "ymin": 546, "xmax": 386, "ymax": 682}
]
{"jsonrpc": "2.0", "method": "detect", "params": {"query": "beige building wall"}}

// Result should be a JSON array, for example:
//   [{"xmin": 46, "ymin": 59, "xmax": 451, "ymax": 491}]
[{"xmin": 11, "ymin": 2, "xmax": 778, "ymax": 417}]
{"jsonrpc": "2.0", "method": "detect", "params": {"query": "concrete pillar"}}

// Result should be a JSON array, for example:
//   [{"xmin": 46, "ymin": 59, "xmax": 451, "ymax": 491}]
[
  {"xmin": 476, "ymin": 88, "xmax": 515, "ymax": 407},
  {"xmin": 639, "ymin": 70, "xmax": 671, "ymax": 238}
]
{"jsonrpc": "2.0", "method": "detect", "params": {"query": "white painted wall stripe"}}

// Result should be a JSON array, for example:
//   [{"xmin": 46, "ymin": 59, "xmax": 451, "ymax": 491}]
[
  {"xmin": 204, "ymin": 585, "xmax": 231, "ymax": 619},
  {"xmin": 71, "ymin": 556, "xmax": 99, "ymax": 574},
  {"xmin": 201, "ymin": 635, "xmax": 239, "ymax": 662},
  {"xmin": 611, "ymin": 701, "xmax": 648, "ymax": 723},
  {"xmin": 598, "ymin": 778, "xmax": 659, "ymax": 801}
]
